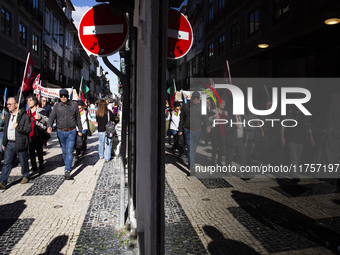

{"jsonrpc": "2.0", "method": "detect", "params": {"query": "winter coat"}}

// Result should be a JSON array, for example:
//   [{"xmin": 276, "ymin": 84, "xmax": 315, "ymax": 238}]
[{"xmin": 2, "ymin": 109, "xmax": 32, "ymax": 151}]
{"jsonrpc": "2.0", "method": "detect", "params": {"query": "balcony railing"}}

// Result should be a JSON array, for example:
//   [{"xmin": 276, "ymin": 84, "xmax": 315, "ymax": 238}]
[
  {"xmin": 73, "ymin": 53, "xmax": 83, "ymax": 68},
  {"xmin": 18, "ymin": 0, "xmax": 34, "ymax": 16},
  {"xmin": 43, "ymin": 67, "xmax": 66, "ymax": 87},
  {"xmin": 33, "ymin": 7, "xmax": 43, "ymax": 25}
]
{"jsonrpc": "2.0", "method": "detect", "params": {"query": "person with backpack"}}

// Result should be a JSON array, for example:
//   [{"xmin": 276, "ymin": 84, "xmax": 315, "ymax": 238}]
[
  {"xmin": 26, "ymin": 94, "xmax": 48, "ymax": 172},
  {"xmin": 75, "ymin": 100, "xmax": 88, "ymax": 160},
  {"xmin": 96, "ymin": 99, "xmax": 115, "ymax": 162}
]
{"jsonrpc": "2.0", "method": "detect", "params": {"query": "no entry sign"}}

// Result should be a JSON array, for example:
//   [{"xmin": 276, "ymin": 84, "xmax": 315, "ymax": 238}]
[
  {"xmin": 78, "ymin": 4, "xmax": 129, "ymax": 57},
  {"xmin": 167, "ymin": 9, "xmax": 193, "ymax": 60}
]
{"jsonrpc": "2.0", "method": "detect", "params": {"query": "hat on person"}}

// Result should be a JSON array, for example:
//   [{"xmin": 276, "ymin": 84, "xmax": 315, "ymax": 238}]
[
  {"xmin": 59, "ymin": 89, "xmax": 69, "ymax": 96},
  {"xmin": 174, "ymin": 101, "xmax": 181, "ymax": 107},
  {"xmin": 192, "ymin": 91, "xmax": 200, "ymax": 99},
  {"xmin": 77, "ymin": 100, "xmax": 84, "ymax": 106}
]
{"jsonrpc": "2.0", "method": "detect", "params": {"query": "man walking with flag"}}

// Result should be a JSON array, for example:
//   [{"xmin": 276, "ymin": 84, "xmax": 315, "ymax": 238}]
[
  {"xmin": 0, "ymin": 97, "xmax": 32, "ymax": 189},
  {"xmin": 46, "ymin": 89, "xmax": 83, "ymax": 180}
]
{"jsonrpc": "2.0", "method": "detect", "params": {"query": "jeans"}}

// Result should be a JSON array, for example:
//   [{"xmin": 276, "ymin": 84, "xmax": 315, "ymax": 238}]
[
  {"xmin": 225, "ymin": 138, "xmax": 248, "ymax": 167},
  {"xmin": 0, "ymin": 132, "xmax": 3, "ymax": 152},
  {"xmin": 57, "ymin": 128, "xmax": 77, "ymax": 173},
  {"xmin": 288, "ymin": 142, "xmax": 304, "ymax": 166},
  {"xmin": 184, "ymin": 128, "xmax": 201, "ymax": 169},
  {"xmin": 0, "ymin": 142, "xmax": 29, "ymax": 187},
  {"xmin": 98, "ymin": 132, "xmax": 112, "ymax": 160}
]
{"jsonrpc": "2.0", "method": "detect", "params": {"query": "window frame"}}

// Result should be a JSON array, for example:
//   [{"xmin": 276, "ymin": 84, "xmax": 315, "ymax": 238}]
[
  {"xmin": 248, "ymin": 7, "xmax": 260, "ymax": 36},
  {"xmin": 230, "ymin": 22, "xmax": 240, "ymax": 48},
  {"xmin": 218, "ymin": 34, "xmax": 225, "ymax": 55},
  {"xmin": 1, "ymin": 6, "xmax": 12, "ymax": 37},
  {"xmin": 19, "ymin": 22, "xmax": 28, "ymax": 47},
  {"xmin": 32, "ymin": 33, "xmax": 39, "ymax": 54}
]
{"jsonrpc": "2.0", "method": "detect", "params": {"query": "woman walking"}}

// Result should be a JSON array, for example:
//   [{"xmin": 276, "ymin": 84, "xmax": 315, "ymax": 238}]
[
  {"xmin": 75, "ymin": 100, "xmax": 88, "ymax": 159},
  {"xmin": 26, "ymin": 95, "xmax": 48, "ymax": 171},
  {"xmin": 96, "ymin": 100, "xmax": 115, "ymax": 162}
]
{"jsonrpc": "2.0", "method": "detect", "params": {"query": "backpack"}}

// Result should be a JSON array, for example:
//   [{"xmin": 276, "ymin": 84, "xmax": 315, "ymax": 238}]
[{"xmin": 105, "ymin": 112, "xmax": 116, "ymax": 138}]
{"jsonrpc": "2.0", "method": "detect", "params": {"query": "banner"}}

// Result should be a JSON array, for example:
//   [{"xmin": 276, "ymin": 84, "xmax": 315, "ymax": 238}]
[{"xmin": 33, "ymin": 86, "xmax": 72, "ymax": 99}]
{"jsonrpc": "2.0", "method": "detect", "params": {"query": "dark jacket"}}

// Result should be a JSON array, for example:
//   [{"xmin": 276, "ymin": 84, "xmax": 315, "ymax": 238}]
[
  {"xmin": 224, "ymin": 115, "xmax": 246, "ymax": 148},
  {"xmin": 178, "ymin": 102, "xmax": 209, "ymax": 132},
  {"xmin": 2, "ymin": 109, "xmax": 32, "ymax": 151},
  {"xmin": 96, "ymin": 110, "xmax": 114, "ymax": 132},
  {"xmin": 47, "ymin": 101, "xmax": 82, "ymax": 132}
]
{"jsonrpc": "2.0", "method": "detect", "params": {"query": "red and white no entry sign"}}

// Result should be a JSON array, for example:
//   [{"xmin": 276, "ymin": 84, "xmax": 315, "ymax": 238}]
[
  {"xmin": 167, "ymin": 9, "xmax": 193, "ymax": 60},
  {"xmin": 78, "ymin": 4, "xmax": 129, "ymax": 57}
]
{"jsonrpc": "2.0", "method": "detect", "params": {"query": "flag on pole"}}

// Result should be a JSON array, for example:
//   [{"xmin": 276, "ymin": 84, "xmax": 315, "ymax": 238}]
[
  {"xmin": 170, "ymin": 79, "xmax": 177, "ymax": 108},
  {"xmin": 32, "ymin": 74, "xmax": 40, "ymax": 91},
  {"xmin": 79, "ymin": 77, "xmax": 89, "ymax": 102},
  {"xmin": 167, "ymin": 78, "xmax": 176, "ymax": 95},
  {"xmin": 22, "ymin": 54, "xmax": 36, "ymax": 93},
  {"xmin": 69, "ymin": 87, "xmax": 73, "ymax": 101},
  {"xmin": 3, "ymin": 88, "xmax": 7, "ymax": 104},
  {"xmin": 36, "ymin": 81, "xmax": 42, "ymax": 104}
]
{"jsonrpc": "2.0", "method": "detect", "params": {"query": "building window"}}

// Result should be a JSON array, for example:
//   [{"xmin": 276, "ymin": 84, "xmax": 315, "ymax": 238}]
[
  {"xmin": 44, "ymin": 49, "xmax": 49, "ymax": 67},
  {"xmin": 219, "ymin": 0, "xmax": 225, "ymax": 9},
  {"xmin": 274, "ymin": 0, "xmax": 290, "ymax": 20},
  {"xmin": 45, "ymin": 8, "xmax": 50, "ymax": 32},
  {"xmin": 1, "ymin": 7, "xmax": 12, "ymax": 37},
  {"xmin": 32, "ymin": 33, "xmax": 39, "ymax": 54},
  {"xmin": 19, "ymin": 22, "xmax": 27, "ymax": 47},
  {"xmin": 52, "ymin": 55, "xmax": 56, "ymax": 71},
  {"xmin": 208, "ymin": 4, "xmax": 213, "ymax": 23},
  {"xmin": 218, "ymin": 34, "xmax": 225, "ymax": 55},
  {"xmin": 192, "ymin": 58, "xmax": 196, "ymax": 75},
  {"xmin": 53, "ymin": 18, "xmax": 58, "ymax": 40},
  {"xmin": 59, "ymin": 24, "xmax": 63, "ymax": 46},
  {"xmin": 230, "ymin": 23, "xmax": 239, "ymax": 47},
  {"xmin": 248, "ymin": 8, "xmax": 259, "ymax": 35},
  {"xmin": 208, "ymin": 43, "xmax": 214, "ymax": 60},
  {"xmin": 199, "ymin": 54, "xmax": 204, "ymax": 76},
  {"xmin": 33, "ymin": 0, "xmax": 38, "ymax": 9}
]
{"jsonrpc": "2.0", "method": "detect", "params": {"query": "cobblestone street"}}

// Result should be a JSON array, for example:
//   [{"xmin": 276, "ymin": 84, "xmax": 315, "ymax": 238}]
[
  {"xmin": 0, "ymin": 130, "xmax": 137, "ymax": 255},
  {"xmin": 165, "ymin": 140, "xmax": 340, "ymax": 254}
]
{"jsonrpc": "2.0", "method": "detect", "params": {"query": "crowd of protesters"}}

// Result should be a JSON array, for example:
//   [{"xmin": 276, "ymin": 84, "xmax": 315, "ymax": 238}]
[
  {"xmin": 166, "ymin": 91, "xmax": 322, "ymax": 180},
  {"xmin": 0, "ymin": 89, "xmax": 119, "ymax": 189}
]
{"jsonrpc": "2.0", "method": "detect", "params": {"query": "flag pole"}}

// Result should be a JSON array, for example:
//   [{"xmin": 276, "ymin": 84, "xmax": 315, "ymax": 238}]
[
  {"xmin": 2, "ymin": 88, "xmax": 7, "ymax": 117},
  {"xmin": 16, "ymin": 52, "xmax": 31, "ymax": 122},
  {"xmin": 79, "ymin": 77, "xmax": 83, "ymax": 100},
  {"xmin": 226, "ymin": 60, "xmax": 232, "ymax": 85}
]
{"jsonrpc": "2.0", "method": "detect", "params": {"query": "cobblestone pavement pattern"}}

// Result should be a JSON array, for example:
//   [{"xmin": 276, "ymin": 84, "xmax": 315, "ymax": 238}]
[
  {"xmin": 0, "ymin": 128, "xmax": 137, "ymax": 255},
  {"xmin": 165, "ymin": 140, "xmax": 340, "ymax": 254}
]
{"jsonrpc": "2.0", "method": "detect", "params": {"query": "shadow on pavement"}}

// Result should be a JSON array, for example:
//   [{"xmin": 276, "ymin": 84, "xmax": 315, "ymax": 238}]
[
  {"xmin": 37, "ymin": 234, "xmax": 68, "ymax": 255},
  {"xmin": 203, "ymin": 225, "xmax": 261, "ymax": 255},
  {"xmin": 0, "ymin": 200, "xmax": 26, "ymax": 236},
  {"xmin": 165, "ymin": 153, "xmax": 190, "ymax": 176},
  {"xmin": 231, "ymin": 190, "xmax": 340, "ymax": 253}
]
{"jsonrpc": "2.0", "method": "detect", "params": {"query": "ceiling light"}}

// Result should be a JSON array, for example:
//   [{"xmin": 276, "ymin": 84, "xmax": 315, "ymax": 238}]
[
  {"xmin": 258, "ymin": 44, "xmax": 269, "ymax": 49},
  {"xmin": 325, "ymin": 18, "xmax": 340, "ymax": 25}
]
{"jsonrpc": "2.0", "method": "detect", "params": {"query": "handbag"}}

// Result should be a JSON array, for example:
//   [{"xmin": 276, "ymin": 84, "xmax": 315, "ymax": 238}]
[
  {"xmin": 87, "ymin": 112, "xmax": 96, "ymax": 135},
  {"xmin": 28, "ymin": 110, "xmax": 51, "ymax": 142},
  {"xmin": 75, "ymin": 134, "xmax": 84, "ymax": 149},
  {"xmin": 105, "ymin": 111, "xmax": 116, "ymax": 138}
]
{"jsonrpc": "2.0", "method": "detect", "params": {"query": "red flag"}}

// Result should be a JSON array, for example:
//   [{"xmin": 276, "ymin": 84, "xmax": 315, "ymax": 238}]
[
  {"xmin": 32, "ymin": 74, "xmax": 40, "ymax": 91},
  {"xmin": 22, "ymin": 54, "xmax": 35, "ymax": 93}
]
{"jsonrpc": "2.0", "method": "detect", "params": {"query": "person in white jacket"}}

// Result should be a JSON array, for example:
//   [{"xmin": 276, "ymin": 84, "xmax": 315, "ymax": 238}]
[{"xmin": 75, "ymin": 100, "xmax": 88, "ymax": 159}]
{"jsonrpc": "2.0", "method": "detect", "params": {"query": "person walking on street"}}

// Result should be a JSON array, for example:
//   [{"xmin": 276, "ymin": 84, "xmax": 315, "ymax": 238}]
[
  {"xmin": 75, "ymin": 100, "xmax": 88, "ymax": 159},
  {"xmin": 96, "ymin": 99, "xmax": 114, "ymax": 162},
  {"xmin": 178, "ymin": 91, "xmax": 210, "ymax": 172},
  {"xmin": 26, "ymin": 95, "xmax": 48, "ymax": 172},
  {"xmin": 41, "ymin": 97, "xmax": 52, "ymax": 117},
  {"xmin": 46, "ymin": 89, "xmax": 82, "ymax": 180},
  {"xmin": 0, "ymin": 97, "xmax": 32, "ymax": 189}
]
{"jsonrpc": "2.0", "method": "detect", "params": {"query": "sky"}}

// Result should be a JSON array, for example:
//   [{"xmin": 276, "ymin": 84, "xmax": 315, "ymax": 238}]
[{"xmin": 72, "ymin": 0, "xmax": 188, "ymax": 96}]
